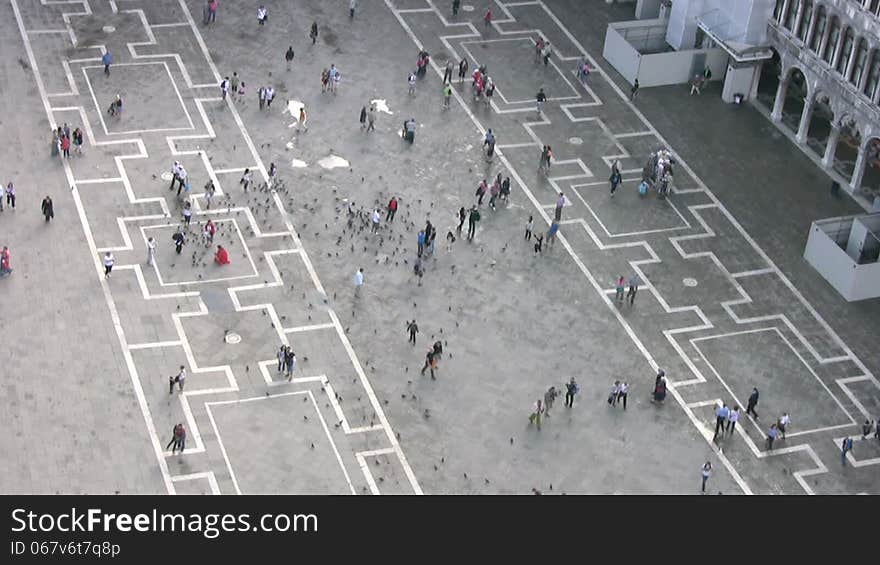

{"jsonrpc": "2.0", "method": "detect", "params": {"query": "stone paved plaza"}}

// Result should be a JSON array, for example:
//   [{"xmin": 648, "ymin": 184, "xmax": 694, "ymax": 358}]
[{"xmin": 1, "ymin": 0, "xmax": 878, "ymax": 495}]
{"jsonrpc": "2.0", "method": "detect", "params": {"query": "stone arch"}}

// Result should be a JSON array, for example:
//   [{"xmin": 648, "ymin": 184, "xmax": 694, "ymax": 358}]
[
  {"xmin": 804, "ymin": 89, "xmax": 835, "ymax": 158},
  {"xmin": 780, "ymin": 66, "xmax": 810, "ymax": 133},
  {"xmin": 756, "ymin": 47, "xmax": 783, "ymax": 109},
  {"xmin": 831, "ymin": 116, "xmax": 863, "ymax": 179}
]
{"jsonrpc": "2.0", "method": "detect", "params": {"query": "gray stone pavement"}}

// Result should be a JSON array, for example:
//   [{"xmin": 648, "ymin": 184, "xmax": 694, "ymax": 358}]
[{"xmin": 0, "ymin": 0, "xmax": 877, "ymax": 495}]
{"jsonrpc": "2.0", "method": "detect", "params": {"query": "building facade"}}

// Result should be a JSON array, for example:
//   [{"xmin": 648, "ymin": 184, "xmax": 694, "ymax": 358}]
[{"xmin": 758, "ymin": 0, "xmax": 880, "ymax": 204}]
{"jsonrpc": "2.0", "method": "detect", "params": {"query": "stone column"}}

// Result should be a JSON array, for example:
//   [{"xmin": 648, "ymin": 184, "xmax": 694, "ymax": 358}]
[
  {"xmin": 771, "ymin": 78, "xmax": 789, "ymax": 122},
  {"xmin": 818, "ymin": 19, "xmax": 833, "ymax": 59},
  {"xmin": 796, "ymin": 96, "xmax": 815, "ymax": 143},
  {"xmin": 844, "ymin": 38, "xmax": 862, "ymax": 82},
  {"xmin": 804, "ymin": 6, "xmax": 819, "ymax": 47},
  {"xmin": 823, "ymin": 124, "xmax": 841, "ymax": 168},
  {"xmin": 780, "ymin": 0, "xmax": 792, "ymax": 25},
  {"xmin": 793, "ymin": 0, "xmax": 806, "ymax": 36},
  {"xmin": 851, "ymin": 143, "xmax": 868, "ymax": 191}
]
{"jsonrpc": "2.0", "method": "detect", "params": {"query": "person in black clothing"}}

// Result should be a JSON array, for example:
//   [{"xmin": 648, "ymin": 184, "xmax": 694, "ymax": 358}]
[
  {"xmin": 310, "ymin": 21, "xmax": 318, "ymax": 44},
  {"xmin": 432, "ymin": 340, "xmax": 443, "ymax": 359},
  {"xmin": 285, "ymin": 46, "xmax": 295, "ymax": 71},
  {"xmin": 421, "ymin": 349, "xmax": 437, "ymax": 379},
  {"xmin": 565, "ymin": 378, "xmax": 578, "ymax": 407},
  {"xmin": 172, "ymin": 228, "xmax": 185, "ymax": 254},
  {"xmin": 746, "ymin": 387, "xmax": 759, "ymax": 419},
  {"xmin": 467, "ymin": 206, "xmax": 480, "ymax": 241},
  {"xmin": 407, "ymin": 320, "xmax": 419, "ymax": 345},
  {"xmin": 458, "ymin": 58, "xmax": 468, "ymax": 83},
  {"xmin": 457, "ymin": 207, "xmax": 466, "ymax": 234},
  {"xmin": 41, "ymin": 196, "xmax": 54, "ymax": 222},
  {"xmin": 452, "ymin": 0, "xmax": 461, "ymax": 16}
]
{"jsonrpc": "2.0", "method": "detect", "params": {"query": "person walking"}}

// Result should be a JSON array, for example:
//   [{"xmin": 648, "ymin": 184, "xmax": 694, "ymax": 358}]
[
  {"xmin": 370, "ymin": 208, "xmax": 381, "ymax": 234},
  {"xmin": 528, "ymin": 398, "xmax": 544, "ymax": 430},
  {"xmin": 616, "ymin": 381, "xmax": 629, "ymax": 410},
  {"xmin": 144, "ymin": 236, "xmax": 157, "ymax": 267},
  {"xmin": 277, "ymin": 345, "xmax": 287, "ymax": 373},
  {"xmin": 746, "ymin": 387, "xmax": 760, "ymax": 419},
  {"xmin": 220, "ymin": 76, "xmax": 230, "ymax": 100},
  {"xmin": 285, "ymin": 348, "xmax": 296, "ymax": 381},
  {"xmin": 615, "ymin": 276, "xmax": 626, "ymax": 303},
  {"xmin": 467, "ymin": 206, "xmax": 480, "ymax": 241},
  {"xmin": 700, "ymin": 461, "xmax": 712, "ymax": 494},
  {"xmin": 712, "ymin": 402, "xmax": 730, "ymax": 442},
  {"xmin": 543, "ymin": 386, "xmax": 559, "ymax": 417},
  {"xmin": 407, "ymin": 320, "xmax": 419, "ymax": 345},
  {"xmin": 777, "ymin": 412, "xmax": 791, "ymax": 440},
  {"xmin": 285, "ymin": 46, "xmax": 295, "ymax": 71},
  {"xmin": 475, "ymin": 179, "xmax": 487, "ymax": 207},
  {"xmin": 354, "ymin": 268, "xmax": 364, "ymax": 297},
  {"xmin": 546, "ymin": 220, "xmax": 559, "ymax": 249},
  {"xmin": 0, "ymin": 246, "xmax": 11, "ymax": 277},
  {"xmin": 443, "ymin": 59, "xmax": 454, "ymax": 84},
  {"xmin": 458, "ymin": 58, "xmax": 468, "ymax": 84},
  {"xmin": 417, "ymin": 229, "xmax": 426, "ymax": 257},
  {"xmin": 525, "ymin": 215, "xmax": 533, "ymax": 241},
  {"xmin": 421, "ymin": 348, "xmax": 437, "ymax": 379},
  {"xmin": 102, "ymin": 252, "xmax": 115, "ymax": 278},
  {"xmin": 726, "ymin": 405, "xmax": 740, "ymax": 436},
  {"xmin": 564, "ymin": 377, "xmax": 578, "ymax": 407},
  {"xmin": 0, "ymin": 182, "xmax": 4, "ymax": 212},
  {"xmin": 554, "ymin": 192, "xmax": 565, "ymax": 221},
  {"xmin": 386, "ymin": 196, "xmax": 398, "ymax": 222},
  {"xmin": 630, "ymin": 78, "xmax": 640, "ymax": 100},
  {"xmin": 483, "ymin": 129, "xmax": 496, "ymax": 161},
  {"xmin": 536, "ymin": 87, "xmax": 547, "ymax": 114},
  {"xmin": 349, "ymin": 0, "xmax": 358, "ymax": 18},
  {"xmin": 6, "ymin": 182, "xmax": 15, "ymax": 209},
  {"xmin": 541, "ymin": 41, "xmax": 552, "ymax": 65},
  {"xmin": 841, "ymin": 437, "xmax": 854, "ymax": 466},
  {"xmin": 367, "ymin": 103, "xmax": 376, "ymax": 132},
  {"xmin": 310, "ymin": 21, "xmax": 318, "ymax": 44},
  {"xmin": 41, "ymin": 196, "xmax": 54, "ymax": 222},
  {"xmin": 102, "ymin": 50, "xmax": 113, "ymax": 75},
  {"xmin": 483, "ymin": 7, "xmax": 492, "ymax": 28},
  {"xmin": 174, "ymin": 365, "xmax": 186, "ymax": 392},
  {"xmin": 610, "ymin": 166, "xmax": 622, "ymax": 196},
  {"xmin": 172, "ymin": 226, "xmax": 185, "ymax": 254},
  {"xmin": 862, "ymin": 419, "xmax": 875, "ymax": 439},
  {"xmin": 174, "ymin": 424, "xmax": 186, "ymax": 454},
  {"xmin": 257, "ymin": 5, "xmax": 268, "ymax": 25},
  {"xmin": 443, "ymin": 82, "xmax": 452, "ymax": 108},
  {"xmin": 766, "ymin": 423, "xmax": 779, "ymax": 450},
  {"xmin": 626, "ymin": 274, "xmax": 640, "ymax": 306},
  {"xmin": 457, "ymin": 206, "xmax": 466, "ymax": 235},
  {"xmin": 359, "ymin": 105, "xmax": 367, "ymax": 129},
  {"xmin": 166, "ymin": 424, "xmax": 182, "ymax": 452}
]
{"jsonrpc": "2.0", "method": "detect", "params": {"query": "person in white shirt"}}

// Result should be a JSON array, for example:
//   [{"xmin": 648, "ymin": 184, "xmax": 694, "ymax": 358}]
[
  {"xmin": 616, "ymin": 381, "xmax": 629, "ymax": 410},
  {"xmin": 778, "ymin": 412, "xmax": 791, "ymax": 440},
  {"xmin": 265, "ymin": 86, "xmax": 275, "ymax": 109},
  {"xmin": 220, "ymin": 77, "xmax": 229, "ymax": 100},
  {"xmin": 103, "ymin": 252, "xmax": 115, "ymax": 277},
  {"xmin": 146, "ymin": 237, "xmax": 157, "ymax": 266},
  {"xmin": 257, "ymin": 5, "xmax": 268, "ymax": 25},
  {"xmin": 354, "ymin": 267, "xmax": 364, "ymax": 297},
  {"xmin": 371, "ymin": 209, "xmax": 381, "ymax": 233},
  {"xmin": 726, "ymin": 405, "xmax": 741, "ymax": 436},
  {"xmin": 170, "ymin": 365, "xmax": 186, "ymax": 393},
  {"xmin": 408, "ymin": 72, "xmax": 416, "ymax": 96},
  {"xmin": 700, "ymin": 461, "xmax": 712, "ymax": 494},
  {"xmin": 0, "ymin": 182, "xmax": 4, "ymax": 212},
  {"xmin": 176, "ymin": 167, "xmax": 188, "ymax": 197}
]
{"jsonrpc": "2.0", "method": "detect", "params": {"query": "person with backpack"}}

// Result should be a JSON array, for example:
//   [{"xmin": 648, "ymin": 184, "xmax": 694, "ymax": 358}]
[{"xmin": 467, "ymin": 206, "xmax": 480, "ymax": 241}]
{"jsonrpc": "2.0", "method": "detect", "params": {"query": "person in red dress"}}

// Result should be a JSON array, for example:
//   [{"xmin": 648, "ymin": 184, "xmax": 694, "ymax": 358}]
[{"xmin": 214, "ymin": 245, "xmax": 230, "ymax": 265}]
